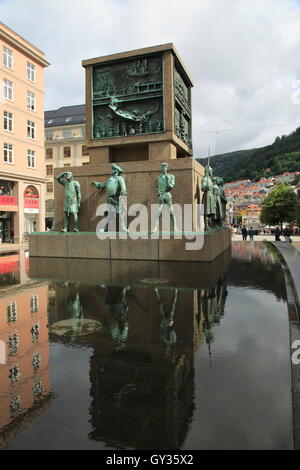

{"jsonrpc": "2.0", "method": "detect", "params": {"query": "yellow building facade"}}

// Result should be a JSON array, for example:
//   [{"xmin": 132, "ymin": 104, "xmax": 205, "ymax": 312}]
[{"xmin": 0, "ymin": 22, "xmax": 49, "ymax": 242}]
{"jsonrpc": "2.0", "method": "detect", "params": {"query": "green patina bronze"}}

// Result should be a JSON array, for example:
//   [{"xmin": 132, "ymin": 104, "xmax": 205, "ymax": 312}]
[
  {"xmin": 201, "ymin": 168, "xmax": 228, "ymax": 230},
  {"xmin": 56, "ymin": 171, "xmax": 81, "ymax": 232},
  {"xmin": 153, "ymin": 162, "xmax": 178, "ymax": 232},
  {"xmin": 174, "ymin": 67, "xmax": 192, "ymax": 148},
  {"xmin": 91, "ymin": 163, "xmax": 128, "ymax": 231},
  {"xmin": 201, "ymin": 166, "xmax": 215, "ymax": 231},
  {"xmin": 92, "ymin": 54, "xmax": 164, "ymax": 139},
  {"xmin": 215, "ymin": 176, "xmax": 227, "ymax": 226}
]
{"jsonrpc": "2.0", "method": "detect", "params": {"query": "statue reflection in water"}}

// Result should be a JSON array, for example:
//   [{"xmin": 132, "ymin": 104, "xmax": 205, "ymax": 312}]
[
  {"xmin": 154, "ymin": 288, "xmax": 178, "ymax": 353},
  {"xmin": 105, "ymin": 286, "xmax": 130, "ymax": 351},
  {"xmin": 201, "ymin": 278, "xmax": 228, "ymax": 354}
]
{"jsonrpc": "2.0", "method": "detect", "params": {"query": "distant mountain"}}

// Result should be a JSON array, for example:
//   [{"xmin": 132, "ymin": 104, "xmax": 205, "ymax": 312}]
[
  {"xmin": 196, "ymin": 126, "xmax": 300, "ymax": 182},
  {"xmin": 197, "ymin": 149, "xmax": 257, "ymax": 180}
]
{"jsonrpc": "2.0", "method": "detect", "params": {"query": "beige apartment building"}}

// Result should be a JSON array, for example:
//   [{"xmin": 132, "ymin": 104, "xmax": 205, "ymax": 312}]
[
  {"xmin": 44, "ymin": 104, "xmax": 89, "ymax": 226},
  {"xmin": 0, "ymin": 22, "xmax": 49, "ymax": 243}
]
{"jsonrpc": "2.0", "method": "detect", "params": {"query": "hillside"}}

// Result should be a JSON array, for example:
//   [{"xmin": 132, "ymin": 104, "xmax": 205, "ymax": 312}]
[
  {"xmin": 196, "ymin": 126, "xmax": 300, "ymax": 182},
  {"xmin": 197, "ymin": 149, "xmax": 257, "ymax": 179}
]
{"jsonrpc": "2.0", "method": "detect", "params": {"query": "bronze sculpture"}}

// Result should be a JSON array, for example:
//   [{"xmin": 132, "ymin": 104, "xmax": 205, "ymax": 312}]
[
  {"xmin": 201, "ymin": 166, "xmax": 215, "ymax": 231},
  {"xmin": 153, "ymin": 162, "xmax": 178, "ymax": 232},
  {"xmin": 91, "ymin": 163, "xmax": 128, "ymax": 232},
  {"xmin": 56, "ymin": 171, "xmax": 81, "ymax": 232}
]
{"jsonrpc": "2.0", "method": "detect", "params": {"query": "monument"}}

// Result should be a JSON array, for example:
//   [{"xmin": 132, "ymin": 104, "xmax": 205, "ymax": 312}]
[{"xmin": 30, "ymin": 43, "xmax": 231, "ymax": 261}]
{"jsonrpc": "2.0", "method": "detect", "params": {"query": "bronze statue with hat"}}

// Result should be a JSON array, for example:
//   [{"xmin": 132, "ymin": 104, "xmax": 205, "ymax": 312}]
[{"xmin": 91, "ymin": 163, "xmax": 128, "ymax": 232}]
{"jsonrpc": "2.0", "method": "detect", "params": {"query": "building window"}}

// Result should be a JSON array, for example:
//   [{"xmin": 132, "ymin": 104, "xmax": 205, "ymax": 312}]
[
  {"xmin": 27, "ymin": 91, "xmax": 36, "ymax": 111},
  {"xmin": 4, "ymin": 111, "xmax": 13, "ymax": 132},
  {"xmin": 31, "ymin": 294, "xmax": 39, "ymax": 313},
  {"xmin": 8, "ymin": 333, "xmax": 19, "ymax": 356},
  {"xmin": 32, "ymin": 352, "xmax": 41, "ymax": 371},
  {"xmin": 4, "ymin": 143, "xmax": 14, "ymax": 164},
  {"xmin": 3, "ymin": 46, "xmax": 13, "ymax": 69},
  {"xmin": 46, "ymin": 148, "xmax": 53, "ymax": 159},
  {"xmin": 46, "ymin": 182, "xmax": 53, "ymax": 193},
  {"xmin": 64, "ymin": 146, "xmax": 71, "ymax": 158},
  {"xmin": 10, "ymin": 395, "xmax": 21, "ymax": 417},
  {"xmin": 82, "ymin": 145, "xmax": 88, "ymax": 156},
  {"xmin": 7, "ymin": 302, "xmax": 17, "ymax": 322},
  {"xmin": 63, "ymin": 129, "xmax": 72, "ymax": 139},
  {"xmin": 31, "ymin": 322, "xmax": 40, "ymax": 343},
  {"xmin": 45, "ymin": 131, "xmax": 53, "ymax": 140},
  {"xmin": 64, "ymin": 164, "xmax": 71, "ymax": 167},
  {"xmin": 3, "ymin": 79, "xmax": 13, "ymax": 101},
  {"xmin": 27, "ymin": 61, "xmax": 36, "ymax": 82},
  {"xmin": 33, "ymin": 378, "xmax": 44, "ymax": 400},
  {"xmin": 27, "ymin": 149, "xmax": 36, "ymax": 168},
  {"xmin": 27, "ymin": 120, "xmax": 36, "ymax": 139},
  {"xmin": 46, "ymin": 165, "xmax": 53, "ymax": 175},
  {"xmin": 9, "ymin": 365, "xmax": 20, "ymax": 383}
]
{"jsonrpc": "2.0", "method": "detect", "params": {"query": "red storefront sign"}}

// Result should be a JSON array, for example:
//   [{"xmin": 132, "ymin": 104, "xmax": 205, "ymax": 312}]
[
  {"xmin": 24, "ymin": 198, "xmax": 39, "ymax": 209},
  {"xmin": 0, "ymin": 195, "xmax": 17, "ymax": 206}
]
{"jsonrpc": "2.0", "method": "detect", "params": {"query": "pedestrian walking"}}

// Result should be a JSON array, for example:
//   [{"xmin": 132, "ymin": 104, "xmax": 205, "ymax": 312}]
[{"xmin": 242, "ymin": 225, "xmax": 248, "ymax": 241}]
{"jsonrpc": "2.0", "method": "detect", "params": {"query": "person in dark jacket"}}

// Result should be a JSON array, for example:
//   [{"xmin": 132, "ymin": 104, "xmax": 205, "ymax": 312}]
[
  {"xmin": 249, "ymin": 227, "xmax": 254, "ymax": 242},
  {"xmin": 275, "ymin": 227, "xmax": 281, "ymax": 241},
  {"xmin": 241, "ymin": 226, "xmax": 248, "ymax": 241}
]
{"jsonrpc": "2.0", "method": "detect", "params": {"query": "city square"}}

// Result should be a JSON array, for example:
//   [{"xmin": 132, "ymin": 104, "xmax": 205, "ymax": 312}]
[{"xmin": 0, "ymin": 0, "xmax": 300, "ymax": 455}]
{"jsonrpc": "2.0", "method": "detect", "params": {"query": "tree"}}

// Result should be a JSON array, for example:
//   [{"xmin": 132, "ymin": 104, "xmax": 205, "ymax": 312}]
[{"xmin": 260, "ymin": 184, "xmax": 300, "ymax": 231}]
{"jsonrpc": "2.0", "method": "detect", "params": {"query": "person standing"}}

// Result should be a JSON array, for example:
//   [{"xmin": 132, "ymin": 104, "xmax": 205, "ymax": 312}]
[
  {"xmin": 283, "ymin": 227, "xmax": 291, "ymax": 242},
  {"xmin": 241, "ymin": 225, "xmax": 248, "ymax": 241},
  {"xmin": 249, "ymin": 227, "xmax": 254, "ymax": 242},
  {"xmin": 275, "ymin": 227, "xmax": 281, "ymax": 241}
]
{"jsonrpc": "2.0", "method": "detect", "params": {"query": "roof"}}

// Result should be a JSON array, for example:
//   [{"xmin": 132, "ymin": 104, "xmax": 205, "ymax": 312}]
[{"xmin": 45, "ymin": 105, "xmax": 86, "ymax": 127}]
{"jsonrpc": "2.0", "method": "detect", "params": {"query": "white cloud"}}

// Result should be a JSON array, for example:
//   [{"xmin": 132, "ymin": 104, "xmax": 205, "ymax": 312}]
[{"xmin": 2, "ymin": 0, "xmax": 300, "ymax": 156}]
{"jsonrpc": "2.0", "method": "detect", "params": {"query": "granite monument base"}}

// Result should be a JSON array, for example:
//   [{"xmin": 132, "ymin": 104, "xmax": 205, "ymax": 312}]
[{"xmin": 29, "ymin": 228, "xmax": 231, "ymax": 262}]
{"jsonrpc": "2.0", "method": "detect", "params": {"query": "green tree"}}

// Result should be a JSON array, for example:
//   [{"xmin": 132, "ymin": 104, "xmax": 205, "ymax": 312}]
[{"xmin": 260, "ymin": 184, "xmax": 300, "ymax": 231}]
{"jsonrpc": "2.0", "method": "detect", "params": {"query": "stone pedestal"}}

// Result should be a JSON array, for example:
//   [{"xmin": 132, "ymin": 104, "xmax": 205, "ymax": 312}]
[{"xmin": 29, "ymin": 227, "xmax": 231, "ymax": 262}]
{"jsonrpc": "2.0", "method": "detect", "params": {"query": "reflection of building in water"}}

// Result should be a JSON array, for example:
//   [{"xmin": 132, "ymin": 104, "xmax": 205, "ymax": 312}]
[
  {"xmin": 0, "ymin": 250, "xmax": 30, "ymax": 287},
  {"xmin": 0, "ymin": 281, "xmax": 51, "ymax": 448},
  {"xmin": 47, "ymin": 271, "xmax": 228, "ymax": 450},
  {"xmin": 231, "ymin": 241, "xmax": 277, "ymax": 264}
]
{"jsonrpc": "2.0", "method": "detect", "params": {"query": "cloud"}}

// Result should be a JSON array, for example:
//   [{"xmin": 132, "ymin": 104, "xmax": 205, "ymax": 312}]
[{"xmin": 2, "ymin": 0, "xmax": 300, "ymax": 156}]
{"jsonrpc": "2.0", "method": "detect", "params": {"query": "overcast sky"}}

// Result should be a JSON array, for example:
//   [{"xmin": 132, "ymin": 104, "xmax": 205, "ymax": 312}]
[{"xmin": 2, "ymin": 0, "xmax": 300, "ymax": 157}]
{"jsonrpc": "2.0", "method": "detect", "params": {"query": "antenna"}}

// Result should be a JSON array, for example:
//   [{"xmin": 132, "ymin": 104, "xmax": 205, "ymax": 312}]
[{"xmin": 208, "ymin": 144, "xmax": 211, "ymax": 168}]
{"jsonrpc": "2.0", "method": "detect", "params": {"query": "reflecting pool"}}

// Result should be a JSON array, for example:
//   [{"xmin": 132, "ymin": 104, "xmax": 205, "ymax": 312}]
[{"xmin": 0, "ymin": 243, "xmax": 293, "ymax": 449}]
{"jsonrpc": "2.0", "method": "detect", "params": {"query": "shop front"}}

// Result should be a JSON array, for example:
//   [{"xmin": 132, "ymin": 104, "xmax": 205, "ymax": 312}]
[
  {"xmin": 24, "ymin": 185, "xmax": 39, "ymax": 238},
  {"xmin": 0, "ymin": 181, "xmax": 17, "ymax": 243}
]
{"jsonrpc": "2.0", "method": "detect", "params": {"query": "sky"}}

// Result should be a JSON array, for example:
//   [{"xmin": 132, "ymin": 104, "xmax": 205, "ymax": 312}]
[{"xmin": 2, "ymin": 0, "xmax": 300, "ymax": 157}]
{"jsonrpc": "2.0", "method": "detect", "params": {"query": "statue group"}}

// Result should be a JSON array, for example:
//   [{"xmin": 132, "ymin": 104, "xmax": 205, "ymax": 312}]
[
  {"xmin": 55, "ymin": 163, "xmax": 226, "ymax": 233},
  {"xmin": 201, "ymin": 166, "xmax": 227, "ymax": 231}
]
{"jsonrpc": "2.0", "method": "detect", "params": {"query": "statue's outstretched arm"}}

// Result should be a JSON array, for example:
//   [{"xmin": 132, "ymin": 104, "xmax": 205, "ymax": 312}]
[{"xmin": 91, "ymin": 181, "xmax": 106, "ymax": 190}]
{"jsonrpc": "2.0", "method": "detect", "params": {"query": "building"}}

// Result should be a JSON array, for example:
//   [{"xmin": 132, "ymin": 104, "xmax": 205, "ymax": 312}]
[
  {"xmin": 0, "ymin": 22, "xmax": 50, "ymax": 243},
  {"xmin": 44, "ymin": 104, "xmax": 89, "ymax": 226}
]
